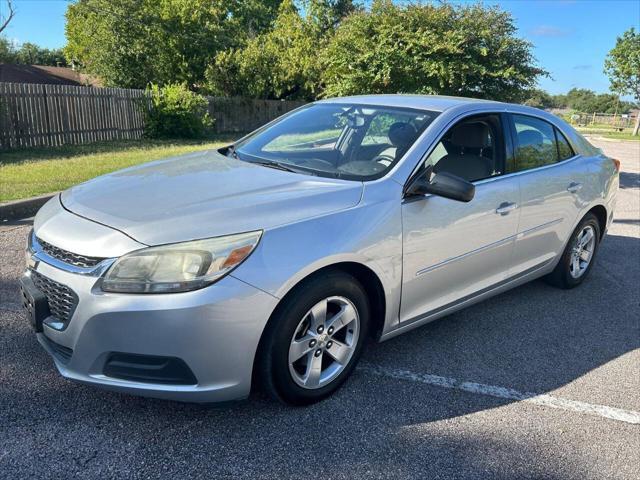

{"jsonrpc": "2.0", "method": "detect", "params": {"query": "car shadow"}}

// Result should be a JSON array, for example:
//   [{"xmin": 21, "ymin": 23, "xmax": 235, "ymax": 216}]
[
  {"xmin": 1, "ymin": 232, "xmax": 638, "ymax": 478},
  {"xmin": 359, "ymin": 232, "xmax": 639, "ymax": 397},
  {"xmin": 0, "ymin": 218, "xmax": 34, "ymax": 227},
  {"xmin": 619, "ymin": 170, "xmax": 640, "ymax": 189}
]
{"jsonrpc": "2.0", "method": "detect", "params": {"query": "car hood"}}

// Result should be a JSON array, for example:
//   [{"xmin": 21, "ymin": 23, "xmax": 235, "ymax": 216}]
[{"xmin": 61, "ymin": 150, "xmax": 363, "ymax": 246}]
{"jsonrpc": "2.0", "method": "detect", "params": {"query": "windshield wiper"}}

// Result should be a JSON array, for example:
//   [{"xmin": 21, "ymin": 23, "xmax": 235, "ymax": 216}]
[
  {"xmin": 250, "ymin": 159, "xmax": 302, "ymax": 173},
  {"xmin": 226, "ymin": 145, "xmax": 296, "ymax": 172}
]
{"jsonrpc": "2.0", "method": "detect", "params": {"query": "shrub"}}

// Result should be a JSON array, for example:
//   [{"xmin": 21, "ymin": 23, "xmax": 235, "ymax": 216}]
[{"xmin": 143, "ymin": 83, "xmax": 213, "ymax": 139}]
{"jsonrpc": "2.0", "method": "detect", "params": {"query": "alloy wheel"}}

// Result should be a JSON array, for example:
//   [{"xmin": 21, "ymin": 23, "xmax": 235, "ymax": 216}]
[
  {"xmin": 288, "ymin": 296, "xmax": 360, "ymax": 389},
  {"xmin": 569, "ymin": 225, "xmax": 596, "ymax": 279}
]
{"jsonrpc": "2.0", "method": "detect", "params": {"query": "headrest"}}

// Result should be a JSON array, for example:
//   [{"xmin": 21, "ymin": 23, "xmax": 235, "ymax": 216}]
[
  {"xmin": 517, "ymin": 129, "xmax": 544, "ymax": 148},
  {"xmin": 450, "ymin": 122, "xmax": 489, "ymax": 148},
  {"xmin": 388, "ymin": 122, "xmax": 417, "ymax": 147}
]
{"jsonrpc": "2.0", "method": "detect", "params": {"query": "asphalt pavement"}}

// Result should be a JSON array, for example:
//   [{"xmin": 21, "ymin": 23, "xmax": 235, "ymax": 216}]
[{"xmin": 0, "ymin": 138, "xmax": 638, "ymax": 479}]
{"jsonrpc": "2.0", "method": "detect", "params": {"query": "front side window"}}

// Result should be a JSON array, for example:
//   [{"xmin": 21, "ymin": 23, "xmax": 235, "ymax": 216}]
[
  {"xmin": 233, "ymin": 103, "xmax": 438, "ymax": 180},
  {"xmin": 423, "ymin": 114, "xmax": 504, "ymax": 182},
  {"xmin": 512, "ymin": 115, "xmax": 559, "ymax": 171}
]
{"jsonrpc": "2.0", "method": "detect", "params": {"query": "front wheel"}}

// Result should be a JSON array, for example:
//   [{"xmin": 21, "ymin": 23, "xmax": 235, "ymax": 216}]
[
  {"xmin": 257, "ymin": 272, "xmax": 369, "ymax": 405},
  {"xmin": 545, "ymin": 213, "xmax": 601, "ymax": 289}
]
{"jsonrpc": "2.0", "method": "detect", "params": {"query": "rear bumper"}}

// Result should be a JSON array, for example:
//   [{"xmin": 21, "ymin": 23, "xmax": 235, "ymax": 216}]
[{"xmin": 29, "ymin": 260, "xmax": 279, "ymax": 403}]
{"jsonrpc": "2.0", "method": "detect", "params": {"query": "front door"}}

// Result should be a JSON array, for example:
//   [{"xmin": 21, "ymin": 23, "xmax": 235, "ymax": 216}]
[{"xmin": 400, "ymin": 113, "xmax": 521, "ymax": 323}]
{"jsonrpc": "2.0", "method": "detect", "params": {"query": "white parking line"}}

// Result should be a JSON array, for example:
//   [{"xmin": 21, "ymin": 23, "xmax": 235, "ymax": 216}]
[{"xmin": 357, "ymin": 363, "xmax": 640, "ymax": 425}]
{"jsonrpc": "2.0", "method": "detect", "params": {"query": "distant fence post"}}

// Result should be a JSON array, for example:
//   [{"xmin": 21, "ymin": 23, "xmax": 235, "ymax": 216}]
[{"xmin": 42, "ymin": 85, "xmax": 53, "ymax": 146}]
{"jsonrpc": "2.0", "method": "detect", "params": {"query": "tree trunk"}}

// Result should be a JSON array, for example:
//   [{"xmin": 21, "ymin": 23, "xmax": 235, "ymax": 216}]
[{"xmin": 633, "ymin": 114, "xmax": 640, "ymax": 136}]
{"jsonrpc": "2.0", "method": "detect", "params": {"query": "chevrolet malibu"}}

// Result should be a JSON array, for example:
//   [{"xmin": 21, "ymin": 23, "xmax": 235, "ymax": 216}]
[{"xmin": 21, "ymin": 95, "xmax": 619, "ymax": 405}]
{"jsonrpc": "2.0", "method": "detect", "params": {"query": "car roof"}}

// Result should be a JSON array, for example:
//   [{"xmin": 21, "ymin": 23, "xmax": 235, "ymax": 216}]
[{"xmin": 316, "ymin": 94, "xmax": 503, "ymax": 112}]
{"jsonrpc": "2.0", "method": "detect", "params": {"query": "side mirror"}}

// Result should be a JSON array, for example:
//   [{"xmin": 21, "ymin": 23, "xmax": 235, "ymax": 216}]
[{"xmin": 406, "ymin": 168, "xmax": 475, "ymax": 202}]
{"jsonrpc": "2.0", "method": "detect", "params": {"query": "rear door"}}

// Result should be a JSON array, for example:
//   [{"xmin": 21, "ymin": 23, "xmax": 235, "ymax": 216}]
[
  {"xmin": 400, "ymin": 113, "xmax": 521, "ymax": 323},
  {"xmin": 506, "ymin": 114, "xmax": 586, "ymax": 274}
]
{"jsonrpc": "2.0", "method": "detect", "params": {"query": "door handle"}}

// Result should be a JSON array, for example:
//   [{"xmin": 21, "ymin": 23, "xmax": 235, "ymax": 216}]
[
  {"xmin": 495, "ymin": 202, "xmax": 518, "ymax": 216},
  {"xmin": 567, "ymin": 182, "xmax": 583, "ymax": 194}
]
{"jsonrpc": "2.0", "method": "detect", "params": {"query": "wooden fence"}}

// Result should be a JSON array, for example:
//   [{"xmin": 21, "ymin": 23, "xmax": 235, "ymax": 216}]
[
  {"xmin": 0, "ymin": 83, "xmax": 147, "ymax": 149},
  {"xmin": 207, "ymin": 96, "xmax": 305, "ymax": 133},
  {"xmin": 567, "ymin": 111, "xmax": 637, "ymax": 130},
  {"xmin": 0, "ymin": 82, "xmax": 306, "ymax": 150}
]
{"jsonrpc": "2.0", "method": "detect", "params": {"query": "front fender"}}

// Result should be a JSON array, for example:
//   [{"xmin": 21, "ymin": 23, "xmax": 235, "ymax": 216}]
[{"xmin": 231, "ymin": 181, "xmax": 404, "ymax": 335}]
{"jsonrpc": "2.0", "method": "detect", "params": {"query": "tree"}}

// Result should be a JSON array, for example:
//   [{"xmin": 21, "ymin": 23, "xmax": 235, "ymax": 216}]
[
  {"xmin": 207, "ymin": 0, "xmax": 357, "ymax": 100},
  {"xmin": 0, "ymin": 36, "xmax": 15, "ymax": 62},
  {"xmin": 524, "ymin": 89, "xmax": 557, "ymax": 110},
  {"xmin": 604, "ymin": 28, "xmax": 640, "ymax": 135},
  {"xmin": 0, "ymin": 37, "xmax": 68, "ymax": 66},
  {"xmin": 321, "ymin": 0, "xmax": 546, "ymax": 102},
  {"xmin": 523, "ymin": 88, "xmax": 639, "ymax": 114},
  {"xmin": 0, "ymin": 0, "xmax": 15, "ymax": 35},
  {"xmin": 566, "ymin": 88, "xmax": 606, "ymax": 112},
  {"xmin": 14, "ymin": 42, "xmax": 67, "ymax": 66},
  {"xmin": 303, "ymin": 0, "xmax": 359, "ymax": 35},
  {"xmin": 65, "ymin": 0, "xmax": 282, "ymax": 89}
]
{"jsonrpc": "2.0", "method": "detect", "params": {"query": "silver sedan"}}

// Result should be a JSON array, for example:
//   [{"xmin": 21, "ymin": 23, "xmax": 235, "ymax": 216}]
[{"xmin": 21, "ymin": 95, "xmax": 619, "ymax": 405}]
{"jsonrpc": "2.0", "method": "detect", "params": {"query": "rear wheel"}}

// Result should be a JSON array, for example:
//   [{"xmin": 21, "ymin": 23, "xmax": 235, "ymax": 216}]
[
  {"xmin": 545, "ymin": 213, "xmax": 600, "ymax": 289},
  {"xmin": 257, "ymin": 272, "xmax": 369, "ymax": 405}
]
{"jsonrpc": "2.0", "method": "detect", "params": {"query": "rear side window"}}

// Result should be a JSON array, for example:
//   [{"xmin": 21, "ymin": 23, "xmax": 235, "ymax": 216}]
[
  {"xmin": 512, "ymin": 115, "xmax": 558, "ymax": 171},
  {"xmin": 555, "ymin": 128, "xmax": 575, "ymax": 160}
]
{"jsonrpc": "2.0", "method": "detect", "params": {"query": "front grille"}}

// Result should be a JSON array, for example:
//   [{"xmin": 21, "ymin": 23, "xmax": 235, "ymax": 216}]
[
  {"xmin": 37, "ymin": 236, "xmax": 104, "ymax": 268},
  {"xmin": 30, "ymin": 270, "xmax": 78, "ymax": 325}
]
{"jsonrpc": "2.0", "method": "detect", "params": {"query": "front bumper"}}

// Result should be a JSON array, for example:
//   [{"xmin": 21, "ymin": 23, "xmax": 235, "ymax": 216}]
[{"xmin": 26, "ymin": 260, "xmax": 279, "ymax": 403}]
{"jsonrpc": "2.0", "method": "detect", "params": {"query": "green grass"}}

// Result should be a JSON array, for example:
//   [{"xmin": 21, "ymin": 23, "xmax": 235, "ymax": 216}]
[
  {"xmin": 572, "ymin": 122, "xmax": 634, "ymax": 130},
  {"xmin": 577, "ymin": 129, "xmax": 640, "ymax": 141},
  {"xmin": 0, "ymin": 137, "xmax": 237, "ymax": 202}
]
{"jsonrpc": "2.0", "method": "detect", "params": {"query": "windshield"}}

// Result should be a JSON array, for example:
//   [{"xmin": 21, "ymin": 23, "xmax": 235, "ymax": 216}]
[{"xmin": 232, "ymin": 103, "xmax": 439, "ymax": 180}]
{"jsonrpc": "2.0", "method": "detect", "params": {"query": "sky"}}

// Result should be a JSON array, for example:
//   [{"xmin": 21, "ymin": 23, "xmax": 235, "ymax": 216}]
[{"xmin": 1, "ymin": 0, "xmax": 639, "ymax": 96}]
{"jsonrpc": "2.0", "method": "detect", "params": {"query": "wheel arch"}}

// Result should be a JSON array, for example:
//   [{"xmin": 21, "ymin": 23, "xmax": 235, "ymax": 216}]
[
  {"xmin": 251, "ymin": 261, "xmax": 387, "ymax": 394},
  {"xmin": 270, "ymin": 262, "xmax": 386, "ymax": 340},
  {"xmin": 587, "ymin": 204, "xmax": 608, "ymax": 239}
]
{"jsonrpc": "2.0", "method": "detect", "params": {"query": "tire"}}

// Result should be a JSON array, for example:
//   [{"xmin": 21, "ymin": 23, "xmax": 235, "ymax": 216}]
[
  {"xmin": 545, "ymin": 213, "xmax": 601, "ymax": 289},
  {"xmin": 257, "ymin": 271, "xmax": 370, "ymax": 406}
]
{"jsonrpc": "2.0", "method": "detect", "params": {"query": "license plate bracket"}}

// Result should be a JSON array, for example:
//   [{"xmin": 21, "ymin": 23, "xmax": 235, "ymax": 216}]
[{"xmin": 20, "ymin": 275, "xmax": 50, "ymax": 333}]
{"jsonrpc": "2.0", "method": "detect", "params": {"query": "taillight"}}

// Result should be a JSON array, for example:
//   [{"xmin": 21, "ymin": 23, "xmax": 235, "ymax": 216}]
[{"xmin": 611, "ymin": 158, "xmax": 621, "ymax": 172}]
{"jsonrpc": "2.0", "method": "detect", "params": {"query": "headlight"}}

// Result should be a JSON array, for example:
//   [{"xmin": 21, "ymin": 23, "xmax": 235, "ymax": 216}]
[{"xmin": 102, "ymin": 231, "xmax": 262, "ymax": 293}]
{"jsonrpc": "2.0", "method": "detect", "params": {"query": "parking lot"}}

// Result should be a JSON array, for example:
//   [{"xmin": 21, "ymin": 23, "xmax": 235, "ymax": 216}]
[{"xmin": 1, "ymin": 138, "xmax": 638, "ymax": 479}]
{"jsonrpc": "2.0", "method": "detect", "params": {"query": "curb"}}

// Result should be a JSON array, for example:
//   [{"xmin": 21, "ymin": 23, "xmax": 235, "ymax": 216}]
[{"xmin": 0, "ymin": 193, "xmax": 57, "ymax": 222}]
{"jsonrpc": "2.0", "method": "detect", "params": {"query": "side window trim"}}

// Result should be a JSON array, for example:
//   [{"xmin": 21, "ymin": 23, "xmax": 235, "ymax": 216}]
[
  {"xmin": 501, "ymin": 112, "xmax": 516, "ymax": 174},
  {"xmin": 553, "ymin": 127, "xmax": 562, "ymax": 161}
]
